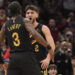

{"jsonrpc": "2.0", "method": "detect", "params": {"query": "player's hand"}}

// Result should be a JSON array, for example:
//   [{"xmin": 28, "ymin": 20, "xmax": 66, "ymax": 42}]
[
  {"xmin": 40, "ymin": 57, "xmax": 50, "ymax": 69},
  {"xmin": 23, "ymin": 18, "xmax": 32, "ymax": 29},
  {"xmin": 24, "ymin": 18, "xmax": 31, "ymax": 24}
]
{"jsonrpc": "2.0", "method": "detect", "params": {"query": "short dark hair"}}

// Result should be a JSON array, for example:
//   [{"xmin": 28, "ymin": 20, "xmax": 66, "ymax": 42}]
[
  {"xmin": 25, "ymin": 5, "xmax": 39, "ymax": 13},
  {"xmin": 48, "ymin": 64, "xmax": 57, "ymax": 71},
  {"xmin": 8, "ymin": 1, "xmax": 22, "ymax": 16}
]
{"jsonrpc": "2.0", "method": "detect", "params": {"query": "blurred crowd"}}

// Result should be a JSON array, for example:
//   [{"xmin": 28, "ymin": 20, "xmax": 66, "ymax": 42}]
[{"xmin": 0, "ymin": 0, "xmax": 75, "ymax": 75}]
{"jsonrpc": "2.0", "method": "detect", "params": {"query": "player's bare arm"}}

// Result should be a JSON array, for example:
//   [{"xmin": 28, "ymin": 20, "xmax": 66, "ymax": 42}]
[
  {"xmin": 23, "ymin": 18, "xmax": 48, "ymax": 48},
  {"xmin": 40, "ymin": 25, "xmax": 55, "ymax": 69},
  {"xmin": 42, "ymin": 25, "xmax": 55, "ymax": 62},
  {"xmin": 0, "ymin": 25, "xmax": 5, "ymax": 44},
  {"xmin": 42, "ymin": 25, "xmax": 55, "ymax": 51}
]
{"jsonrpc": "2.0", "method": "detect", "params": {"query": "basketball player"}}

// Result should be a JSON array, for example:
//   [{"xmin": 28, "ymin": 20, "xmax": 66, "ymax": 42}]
[
  {"xmin": 25, "ymin": 5, "xmax": 55, "ymax": 75},
  {"xmin": 0, "ymin": 1, "xmax": 52, "ymax": 75}
]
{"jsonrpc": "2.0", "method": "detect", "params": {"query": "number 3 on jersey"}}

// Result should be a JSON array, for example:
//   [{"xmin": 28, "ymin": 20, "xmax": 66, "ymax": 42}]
[{"xmin": 12, "ymin": 32, "xmax": 20, "ymax": 47}]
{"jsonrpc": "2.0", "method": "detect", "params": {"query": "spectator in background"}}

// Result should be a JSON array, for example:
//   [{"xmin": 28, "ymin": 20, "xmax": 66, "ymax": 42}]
[
  {"xmin": 0, "ymin": 0, "xmax": 8, "ymax": 10},
  {"xmin": 0, "ymin": 9, "xmax": 8, "ymax": 30},
  {"xmin": 72, "ymin": 38, "xmax": 75, "ymax": 57},
  {"xmin": 48, "ymin": 64, "xmax": 57, "ymax": 75},
  {"xmin": 55, "ymin": 11, "xmax": 67, "ymax": 26},
  {"xmin": 54, "ymin": 41, "xmax": 73, "ymax": 75},
  {"xmin": 63, "ymin": 27, "xmax": 75, "ymax": 57},
  {"xmin": 67, "ymin": 12, "xmax": 75, "ymax": 36},
  {"xmin": 48, "ymin": 19, "xmax": 59, "ymax": 42},
  {"xmin": 55, "ymin": 41, "xmax": 61, "ymax": 51},
  {"xmin": 67, "ymin": 12, "xmax": 75, "ymax": 24},
  {"xmin": 63, "ymin": 0, "xmax": 75, "ymax": 17},
  {"xmin": 48, "ymin": 18, "xmax": 67, "ymax": 42},
  {"xmin": 65, "ymin": 31, "xmax": 73, "ymax": 42}
]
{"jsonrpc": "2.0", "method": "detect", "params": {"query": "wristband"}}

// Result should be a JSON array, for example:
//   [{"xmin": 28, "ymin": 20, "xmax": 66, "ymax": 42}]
[
  {"xmin": 46, "ymin": 45, "xmax": 51, "ymax": 53},
  {"xmin": 46, "ymin": 45, "xmax": 51, "ymax": 50}
]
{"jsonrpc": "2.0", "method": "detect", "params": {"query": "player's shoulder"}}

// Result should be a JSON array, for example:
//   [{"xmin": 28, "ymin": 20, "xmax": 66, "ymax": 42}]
[
  {"xmin": 42, "ymin": 24, "xmax": 50, "ymax": 31},
  {"xmin": 5, "ymin": 18, "xmax": 11, "ymax": 24},
  {"xmin": 38, "ymin": 24, "xmax": 47, "ymax": 28}
]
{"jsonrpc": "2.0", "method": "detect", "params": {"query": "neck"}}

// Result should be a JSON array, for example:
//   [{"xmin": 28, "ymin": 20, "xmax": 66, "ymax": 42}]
[
  {"xmin": 32, "ymin": 20, "xmax": 39, "ymax": 28},
  {"xmin": 11, "ymin": 15, "xmax": 21, "ymax": 20},
  {"xmin": 11, "ymin": 15, "xmax": 21, "ymax": 23}
]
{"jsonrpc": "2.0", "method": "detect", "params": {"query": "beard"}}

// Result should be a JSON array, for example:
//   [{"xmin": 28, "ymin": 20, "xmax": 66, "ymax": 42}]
[{"xmin": 32, "ymin": 19, "xmax": 36, "ymax": 24}]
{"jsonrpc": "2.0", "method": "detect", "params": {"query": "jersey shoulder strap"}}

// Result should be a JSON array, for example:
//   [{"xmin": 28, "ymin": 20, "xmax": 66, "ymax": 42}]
[{"xmin": 35, "ymin": 23, "xmax": 43, "ymax": 30}]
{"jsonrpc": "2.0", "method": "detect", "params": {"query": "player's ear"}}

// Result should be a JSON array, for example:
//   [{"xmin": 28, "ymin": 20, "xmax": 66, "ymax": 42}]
[
  {"xmin": 55, "ymin": 70, "xmax": 57, "ymax": 74},
  {"xmin": 36, "ymin": 13, "xmax": 39, "ymax": 18}
]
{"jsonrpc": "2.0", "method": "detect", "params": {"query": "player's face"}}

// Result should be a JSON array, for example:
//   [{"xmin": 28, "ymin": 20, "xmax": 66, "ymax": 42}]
[
  {"xmin": 49, "ymin": 19, "xmax": 56, "ymax": 27},
  {"xmin": 25, "ymin": 9, "xmax": 38, "ymax": 23},
  {"xmin": 48, "ymin": 69, "xmax": 57, "ymax": 75}
]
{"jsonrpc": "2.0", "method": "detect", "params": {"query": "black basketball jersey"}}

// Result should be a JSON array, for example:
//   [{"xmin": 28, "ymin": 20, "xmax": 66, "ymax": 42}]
[
  {"xmin": 29, "ymin": 24, "xmax": 47, "ymax": 62},
  {"xmin": 5, "ymin": 16, "xmax": 32, "ymax": 52}
]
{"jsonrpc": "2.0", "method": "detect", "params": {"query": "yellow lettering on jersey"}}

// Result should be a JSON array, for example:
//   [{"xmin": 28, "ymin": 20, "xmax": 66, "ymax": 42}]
[
  {"xmin": 32, "ymin": 40, "xmax": 36, "ymax": 44},
  {"xmin": 12, "ymin": 24, "xmax": 15, "ymax": 29},
  {"xmin": 41, "ymin": 69, "xmax": 48, "ymax": 75},
  {"xmin": 16, "ymin": 24, "xmax": 21, "ymax": 29},
  {"xmin": 12, "ymin": 32, "xmax": 20, "ymax": 46},
  {"xmin": 35, "ymin": 44, "xmax": 39, "ymax": 52},
  {"xmin": 29, "ymin": 34, "xmax": 32, "ymax": 38},
  {"xmin": 7, "ymin": 24, "xmax": 21, "ymax": 31},
  {"xmin": 8, "ymin": 28, "xmax": 11, "ymax": 31}
]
